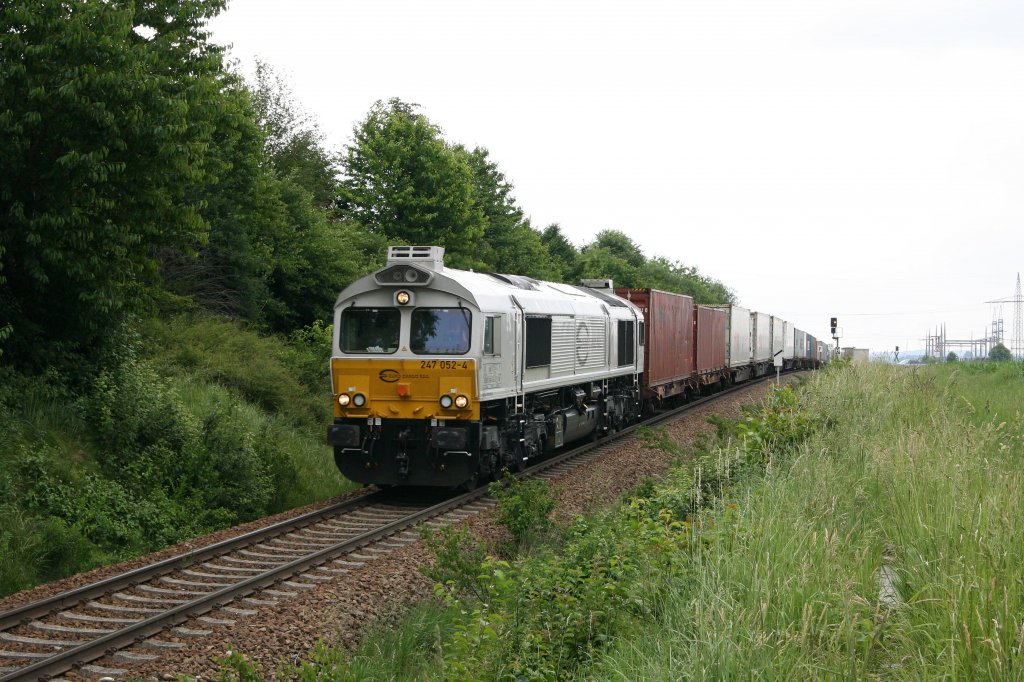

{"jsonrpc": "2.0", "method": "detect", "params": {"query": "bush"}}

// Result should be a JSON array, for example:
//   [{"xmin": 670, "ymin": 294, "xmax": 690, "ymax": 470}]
[{"xmin": 488, "ymin": 473, "xmax": 556, "ymax": 556}]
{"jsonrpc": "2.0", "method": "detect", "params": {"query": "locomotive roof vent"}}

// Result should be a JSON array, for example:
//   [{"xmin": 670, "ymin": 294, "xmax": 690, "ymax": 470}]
[
  {"xmin": 386, "ymin": 245, "xmax": 446, "ymax": 271},
  {"xmin": 580, "ymin": 278, "xmax": 614, "ymax": 289}
]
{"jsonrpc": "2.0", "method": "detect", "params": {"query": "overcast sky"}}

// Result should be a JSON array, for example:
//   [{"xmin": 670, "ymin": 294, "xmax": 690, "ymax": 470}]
[{"xmin": 209, "ymin": 0, "xmax": 1024, "ymax": 357}]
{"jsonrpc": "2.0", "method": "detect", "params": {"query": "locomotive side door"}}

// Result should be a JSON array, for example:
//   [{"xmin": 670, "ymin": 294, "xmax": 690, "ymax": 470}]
[
  {"xmin": 510, "ymin": 295, "xmax": 525, "ymax": 398},
  {"xmin": 480, "ymin": 314, "xmax": 506, "ymax": 393}
]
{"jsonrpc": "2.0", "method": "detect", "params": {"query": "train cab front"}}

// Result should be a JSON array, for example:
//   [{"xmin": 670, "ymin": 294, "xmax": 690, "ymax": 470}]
[{"xmin": 327, "ymin": 266, "xmax": 482, "ymax": 487}]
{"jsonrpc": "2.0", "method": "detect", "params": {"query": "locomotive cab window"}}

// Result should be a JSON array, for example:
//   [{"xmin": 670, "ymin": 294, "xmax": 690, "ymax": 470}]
[
  {"xmin": 412, "ymin": 308, "xmax": 471, "ymax": 355},
  {"xmin": 525, "ymin": 316, "xmax": 552, "ymax": 368},
  {"xmin": 484, "ymin": 316, "xmax": 500, "ymax": 355},
  {"xmin": 340, "ymin": 307, "xmax": 400, "ymax": 354},
  {"xmin": 617, "ymin": 320, "xmax": 635, "ymax": 366},
  {"xmin": 638, "ymin": 321, "xmax": 645, "ymax": 346}
]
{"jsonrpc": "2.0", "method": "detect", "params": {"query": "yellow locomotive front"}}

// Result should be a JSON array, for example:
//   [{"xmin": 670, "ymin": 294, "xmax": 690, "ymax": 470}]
[{"xmin": 328, "ymin": 247, "xmax": 488, "ymax": 488}]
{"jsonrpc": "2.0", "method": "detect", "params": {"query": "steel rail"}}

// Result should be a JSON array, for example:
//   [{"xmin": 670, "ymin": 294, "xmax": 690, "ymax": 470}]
[
  {"xmin": 0, "ymin": 485, "xmax": 488, "ymax": 681},
  {"xmin": 0, "ymin": 489, "xmax": 384, "ymax": 631}
]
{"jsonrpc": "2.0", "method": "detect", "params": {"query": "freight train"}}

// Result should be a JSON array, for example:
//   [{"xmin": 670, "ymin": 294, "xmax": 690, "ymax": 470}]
[{"xmin": 328, "ymin": 245, "xmax": 829, "ymax": 489}]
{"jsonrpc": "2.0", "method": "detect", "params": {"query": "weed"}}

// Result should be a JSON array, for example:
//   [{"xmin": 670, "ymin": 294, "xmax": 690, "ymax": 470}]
[{"xmin": 488, "ymin": 472, "xmax": 556, "ymax": 556}]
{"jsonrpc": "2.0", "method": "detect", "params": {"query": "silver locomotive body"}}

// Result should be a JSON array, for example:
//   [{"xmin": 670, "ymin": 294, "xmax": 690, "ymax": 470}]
[{"xmin": 328, "ymin": 246, "xmax": 644, "ymax": 488}]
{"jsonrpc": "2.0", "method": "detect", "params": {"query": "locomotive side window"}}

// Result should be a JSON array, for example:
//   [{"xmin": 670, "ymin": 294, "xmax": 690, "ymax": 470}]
[
  {"xmin": 484, "ymin": 316, "xmax": 500, "ymax": 355},
  {"xmin": 638, "ymin": 321, "xmax": 645, "ymax": 346},
  {"xmin": 340, "ymin": 307, "xmax": 400, "ymax": 354},
  {"xmin": 525, "ymin": 316, "xmax": 552, "ymax": 368},
  {"xmin": 617, "ymin": 320, "xmax": 635, "ymax": 366},
  {"xmin": 412, "ymin": 308, "xmax": 471, "ymax": 355}
]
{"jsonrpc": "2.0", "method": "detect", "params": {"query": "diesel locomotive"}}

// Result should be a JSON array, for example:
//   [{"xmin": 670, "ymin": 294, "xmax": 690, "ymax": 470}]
[{"xmin": 327, "ymin": 245, "xmax": 644, "ymax": 489}]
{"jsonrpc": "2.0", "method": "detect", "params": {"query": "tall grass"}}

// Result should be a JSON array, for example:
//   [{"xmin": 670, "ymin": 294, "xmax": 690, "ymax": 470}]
[{"xmin": 588, "ymin": 362, "xmax": 1024, "ymax": 679}]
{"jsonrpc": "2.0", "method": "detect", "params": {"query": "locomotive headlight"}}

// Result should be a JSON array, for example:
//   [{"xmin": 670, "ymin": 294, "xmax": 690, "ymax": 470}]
[
  {"xmin": 439, "ymin": 395, "xmax": 453, "ymax": 409},
  {"xmin": 395, "ymin": 290, "xmax": 411, "ymax": 305},
  {"xmin": 353, "ymin": 393, "xmax": 366, "ymax": 407},
  {"xmin": 404, "ymin": 268, "xmax": 420, "ymax": 283},
  {"xmin": 454, "ymin": 394, "xmax": 469, "ymax": 409},
  {"xmin": 337, "ymin": 393, "xmax": 351, "ymax": 407}
]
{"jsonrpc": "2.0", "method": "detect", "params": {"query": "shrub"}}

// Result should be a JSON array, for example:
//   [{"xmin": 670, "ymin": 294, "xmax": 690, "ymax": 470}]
[{"xmin": 488, "ymin": 473, "xmax": 556, "ymax": 556}]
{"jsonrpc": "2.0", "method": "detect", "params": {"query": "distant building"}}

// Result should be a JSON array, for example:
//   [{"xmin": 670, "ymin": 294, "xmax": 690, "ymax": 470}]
[{"xmin": 841, "ymin": 347, "xmax": 870, "ymax": 364}]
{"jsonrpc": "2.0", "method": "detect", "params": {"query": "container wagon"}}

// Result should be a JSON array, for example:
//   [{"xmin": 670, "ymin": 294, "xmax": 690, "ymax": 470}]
[
  {"xmin": 751, "ymin": 311, "xmax": 772, "ymax": 376},
  {"xmin": 793, "ymin": 329, "xmax": 808, "ymax": 369},
  {"xmin": 770, "ymin": 316, "xmax": 786, "ymax": 367},
  {"xmin": 614, "ymin": 288, "xmax": 695, "ymax": 404},
  {"xmin": 783, "ymin": 320, "xmax": 795, "ymax": 369},
  {"xmin": 695, "ymin": 305, "xmax": 729, "ymax": 389},
  {"xmin": 708, "ymin": 304, "xmax": 753, "ymax": 383}
]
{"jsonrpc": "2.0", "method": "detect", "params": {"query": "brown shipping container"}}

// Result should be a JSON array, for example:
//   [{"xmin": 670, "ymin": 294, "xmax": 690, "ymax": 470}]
[
  {"xmin": 695, "ymin": 306, "xmax": 727, "ymax": 375},
  {"xmin": 614, "ymin": 288, "xmax": 694, "ymax": 398}
]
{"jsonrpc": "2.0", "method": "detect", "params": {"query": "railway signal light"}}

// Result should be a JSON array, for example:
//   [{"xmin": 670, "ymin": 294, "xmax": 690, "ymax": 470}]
[{"xmin": 830, "ymin": 317, "xmax": 838, "ymax": 335}]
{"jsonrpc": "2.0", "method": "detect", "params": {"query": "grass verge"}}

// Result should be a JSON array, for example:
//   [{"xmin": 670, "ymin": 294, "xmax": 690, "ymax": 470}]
[{"xmin": 217, "ymin": 361, "xmax": 1024, "ymax": 680}]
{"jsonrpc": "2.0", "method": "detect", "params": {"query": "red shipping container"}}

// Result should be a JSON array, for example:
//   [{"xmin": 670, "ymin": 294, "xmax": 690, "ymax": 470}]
[
  {"xmin": 614, "ymin": 288, "xmax": 694, "ymax": 399},
  {"xmin": 695, "ymin": 306, "xmax": 727, "ymax": 376}
]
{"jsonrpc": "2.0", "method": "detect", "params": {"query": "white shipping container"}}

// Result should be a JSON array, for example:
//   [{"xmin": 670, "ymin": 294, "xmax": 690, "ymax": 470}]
[
  {"xmin": 751, "ymin": 312, "xmax": 771, "ymax": 362},
  {"xmin": 710, "ymin": 305, "xmax": 751, "ymax": 368},
  {"xmin": 770, "ymin": 316, "xmax": 785, "ymax": 360},
  {"xmin": 793, "ymin": 329, "xmax": 807, "ymax": 359},
  {"xmin": 783, "ymin": 321, "xmax": 795, "ymax": 359}
]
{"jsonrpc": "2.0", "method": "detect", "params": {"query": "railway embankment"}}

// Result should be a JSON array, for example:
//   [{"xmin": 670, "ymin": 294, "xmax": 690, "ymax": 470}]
[
  {"xmin": 217, "ymin": 361, "xmax": 1023, "ymax": 680},
  {"xmin": 193, "ymin": 375, "xmax": 808, "ymax": 679}
]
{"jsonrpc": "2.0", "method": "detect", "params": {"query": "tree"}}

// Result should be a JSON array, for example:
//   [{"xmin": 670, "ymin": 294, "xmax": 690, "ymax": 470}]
[
  {"xmin": 576, "ymin": 230, "xmax": 647, "ymax": 288},
  {"xmin": 637, "ymin": 257, "xmax": 735, "ymax": 304},
  {"xmin": 458, "ymin": 146, "xmax": 558, "ymax": 279},
  {"xmin": 540, "ymin": 224, "xmax": 580, "ymax": 281},
  {"xmin": 249, "ymin": 60, "xmax": 337, "ymax": 208},
  {"xmin": 337, "ymin": 99, "xmax": 485, "ymax": 266},
  {"xmin": 946, "ymin": 351, "xmax": 958, "ymax": 363},
  {"xmin": 0, "ymin": 0, "xmax": 230, "ymax": 369},
  {"xmin": 989, "ymin": 343, "xmax": 1012, "ymax": 362}
]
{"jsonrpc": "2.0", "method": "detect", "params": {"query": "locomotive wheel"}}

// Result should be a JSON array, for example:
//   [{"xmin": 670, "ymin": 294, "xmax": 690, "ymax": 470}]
[{"xmin": 459, "ymin": 468, "xmax": 480, "ymax": 492}]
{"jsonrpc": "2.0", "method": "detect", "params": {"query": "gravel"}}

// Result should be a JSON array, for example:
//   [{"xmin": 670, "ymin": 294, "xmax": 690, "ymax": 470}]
[{"xmin": 17, "ymin": 375, "xmax": 804, "ymax": 680}]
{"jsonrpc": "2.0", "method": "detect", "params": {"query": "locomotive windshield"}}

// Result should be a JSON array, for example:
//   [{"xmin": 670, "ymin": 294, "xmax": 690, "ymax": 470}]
[
  {"xmin": 412, "ymin": 308, "xmax": 471, "ymax": 355},
  {"xmin": 340, "ymin": 307, "xmax": 400, "ymax": 354}
]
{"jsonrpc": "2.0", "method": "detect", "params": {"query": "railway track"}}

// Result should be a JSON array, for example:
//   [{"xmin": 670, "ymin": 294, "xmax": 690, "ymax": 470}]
[{"xmin": 0, "ymin": 373, "xmax": 792, "ymax": 680}]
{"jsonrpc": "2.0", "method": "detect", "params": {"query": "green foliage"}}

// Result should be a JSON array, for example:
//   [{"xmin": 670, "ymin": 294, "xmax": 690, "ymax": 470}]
[
  {"xmin": 577, "ymin": 230, "xmax": 645, "ymax": 287},
  {"xmin": 638, "ymin": 255, "xmax": 736, "ymax": 303},
  {"xmin": 947, "ymin": 350, "xmax": 958, "ymax": 362},
  {"xmin": 281, "ymin": 605, "xmax": 455, "ymax": 681},
  {"xmin": 636, "ymin": 426, "xmax": 684, "ymax": 457},
  {"xmin": 575, "ymin": 229, "xmax": 734, "ymax": 302},
  {"xmin": 250, "ymin": 60, "xmax": 338, "ymax": 208},
  {"xmin": 433, "ymin": 501, "xmax": 693, "ymax": 681},
  {"xmin": 421, "ymin": 525, "xmax": 490, "ymax": 602},
  {"xmin": 989, "ymin": 342, "xmax": 1013, "ymax": 361},
  {"xmin": 539, "ymin": 224, "xmax": 580, "ymax": 281},
  {"xmin": 0, "ymin": 0, "xmax": 228, "ymax": 369},
  {"xmin": 459, "ymin": 146, "xmax": 559, "ymax": 279},
  {"xmin": 141, "ymin": 315, "xmax": 327, "ymax": 426},
  {"xmin": 0, "ymin": 314, "xmax": 353, "ymax": 597},
  {"xmin": 488, "ymin": 473, "xmax": 556, "ymax": 555},
  {"xmin": 586, "ymin": 361, "xmax": 1024, "ymax": 679},
  {"xmin": 216, "ymin": 648, "xmax": 265, "ymax": 682},
  {"xmin": 338, "ymin": 98, "xmax": 486, "ymax": 267}
]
